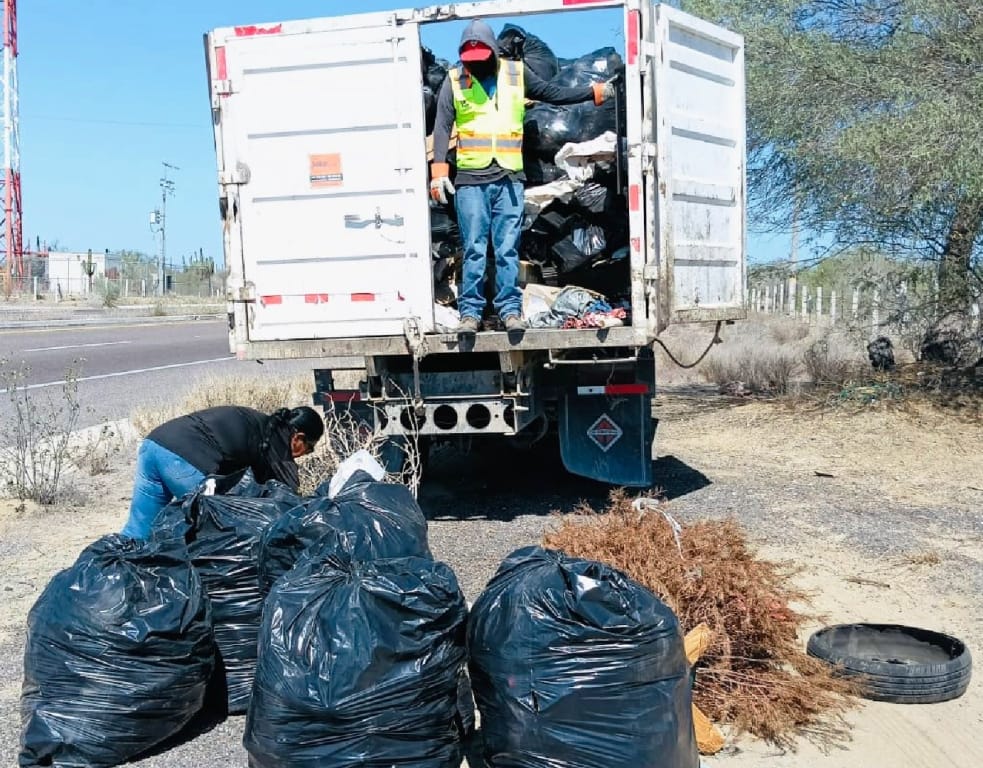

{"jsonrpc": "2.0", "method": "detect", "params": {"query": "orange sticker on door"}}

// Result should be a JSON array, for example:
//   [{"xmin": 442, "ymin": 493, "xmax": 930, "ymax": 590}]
[{"xmin": 309, "ymin": 153, "xmax": 343, "ymax": 188}]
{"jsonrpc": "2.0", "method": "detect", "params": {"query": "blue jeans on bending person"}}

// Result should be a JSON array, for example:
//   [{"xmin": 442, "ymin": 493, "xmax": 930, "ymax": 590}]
[
  {"xmin": 455, "ymin": 178, "xmax": 524, "ymax": 321},
  {"xmin": 121, "ymin": 439, "xmax": 206, "ymax": 540}
]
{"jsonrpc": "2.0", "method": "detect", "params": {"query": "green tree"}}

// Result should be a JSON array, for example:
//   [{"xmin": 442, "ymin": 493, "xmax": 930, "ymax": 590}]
[{"xmin": 681, "ymin": 0, "xmax": 983, "ymax": 309}]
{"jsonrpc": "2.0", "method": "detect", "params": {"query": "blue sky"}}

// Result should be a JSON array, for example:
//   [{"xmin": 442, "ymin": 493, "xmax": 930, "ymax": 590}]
[{"xmin": 19, "ymin": 0, "xmax": 790, "ymax": 267}]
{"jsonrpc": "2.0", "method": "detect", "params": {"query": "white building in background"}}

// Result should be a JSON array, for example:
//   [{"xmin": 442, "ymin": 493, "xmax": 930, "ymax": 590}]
[{"xmin": 47, "ymin": 251, "xmax": 107, "ymax": 297}]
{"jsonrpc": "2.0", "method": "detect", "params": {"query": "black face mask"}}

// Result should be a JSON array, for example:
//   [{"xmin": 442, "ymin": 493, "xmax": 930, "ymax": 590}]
[{"xmin": 465, "ymin": 59, "xmax": 496, "ymax": 80}]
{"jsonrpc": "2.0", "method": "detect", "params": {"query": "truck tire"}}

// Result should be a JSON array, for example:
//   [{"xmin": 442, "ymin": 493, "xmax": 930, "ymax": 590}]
[{"xmin": 807, "ymin": 623, "xmax": 972, "ymax": 704}]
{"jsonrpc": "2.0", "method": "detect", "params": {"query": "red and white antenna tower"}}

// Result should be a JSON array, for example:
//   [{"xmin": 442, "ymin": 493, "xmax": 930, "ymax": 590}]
[{"xmin": 0, "ymin": 0, "xmax": 21, "ymax": 290}]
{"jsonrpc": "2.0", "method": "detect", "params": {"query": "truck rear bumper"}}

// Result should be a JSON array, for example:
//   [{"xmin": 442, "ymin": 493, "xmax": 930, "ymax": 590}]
[{"xmin": 235, "ymin": 326, "xmax": 649, "ymax": 361}]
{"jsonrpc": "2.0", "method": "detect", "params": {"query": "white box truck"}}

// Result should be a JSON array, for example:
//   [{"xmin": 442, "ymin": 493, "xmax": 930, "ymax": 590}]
[{"xmin": 204, "ymin": 0, "xmax": 746, "ymax": 486}]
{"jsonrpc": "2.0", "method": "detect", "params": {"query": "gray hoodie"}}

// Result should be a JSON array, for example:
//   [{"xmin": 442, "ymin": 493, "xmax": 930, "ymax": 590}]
[{"xmin": 431, "ymin": 19, "xmax": 596, "ymax": 186}]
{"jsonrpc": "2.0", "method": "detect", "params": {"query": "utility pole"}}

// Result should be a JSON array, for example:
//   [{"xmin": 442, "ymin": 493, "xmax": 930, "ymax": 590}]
[
  {"xmin": 0, "ymin": 0, "xmax": 22, "ymax": 294},
  {"xmin": 149, "ymin": 161, "xmax": 177, "ymax": 297}
]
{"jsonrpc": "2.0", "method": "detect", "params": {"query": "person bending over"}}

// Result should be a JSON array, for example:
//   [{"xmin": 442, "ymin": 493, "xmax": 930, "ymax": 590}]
[{"xmin": 121, "ymin": 405, "xmax": 324, "ymax": 539}]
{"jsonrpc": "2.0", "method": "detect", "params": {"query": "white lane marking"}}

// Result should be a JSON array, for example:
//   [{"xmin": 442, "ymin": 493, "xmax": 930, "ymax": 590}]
[
  {"xmin": 22, "ymin": 340, "xmax": 133, "ymax": 353},
  {"xmin": 0, "ymin": 356, "xmax": 233, "ymax": 393}
]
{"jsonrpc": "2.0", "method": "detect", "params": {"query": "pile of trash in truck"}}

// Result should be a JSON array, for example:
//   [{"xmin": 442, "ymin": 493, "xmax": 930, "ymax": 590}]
[{"xmin": 423, "ymin": 26, "xmax": 631, "ymax": 331}]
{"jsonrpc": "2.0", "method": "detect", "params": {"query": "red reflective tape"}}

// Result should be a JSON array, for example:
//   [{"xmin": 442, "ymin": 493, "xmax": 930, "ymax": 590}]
[
  {"xmin": 629, "ymin": 184, "xmax": 641, "ymax": 211},
  {"xmin": 631, "ymin": 236, "xmax": 642, "ymax": 253},
  {"xmin": 605, "ymin": 384, "xmax": 649, "ymax": 395},
  {"xmin": 577, "ymin": 384, "xmax": 650, "ymax": 396},
  {"xmin": 215, "ymin": 46, "xmax": 227, "ymax": 81},
  {"xmin": 234, "ymin": 24, "xmax": 283, "ymax": 37},
  {"xmin": 260, "ymin": 295, "xmax": 282, "ymax": 306},
  {"xmin": 326, "ymin": 391, "xmax": 361, "ymax": 403},
  {"xmin": 627, "ymin": 11, "xmax": 640, "ymax": 66},
  {"xmin": 351, "ymin": 293, "xmax": 375, "ymax": 302},
  {"xmin": 304, "ymin": 293, "xmax": 329, "ymax": 304}
]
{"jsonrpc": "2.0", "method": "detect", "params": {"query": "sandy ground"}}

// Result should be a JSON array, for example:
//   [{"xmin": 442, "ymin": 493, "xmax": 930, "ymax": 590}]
[{"xmin": 0, "ymin": 394, "xmax": 981, "ymax": 767}]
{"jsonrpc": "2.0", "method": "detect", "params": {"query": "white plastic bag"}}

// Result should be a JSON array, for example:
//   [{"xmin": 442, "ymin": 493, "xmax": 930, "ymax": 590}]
[{"xmin": 326, "ymin": 449, "xmax": 387, "ymax": 499}]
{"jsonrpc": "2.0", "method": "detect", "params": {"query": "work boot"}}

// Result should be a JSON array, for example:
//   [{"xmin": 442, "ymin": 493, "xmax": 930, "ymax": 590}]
[
  {"xmin": 457, "ymin": 316, "xmax": 480, "ymax": 334},
  {"xmin": 503, "ymin": 315, "xmax": 525, "ymax": 332}
]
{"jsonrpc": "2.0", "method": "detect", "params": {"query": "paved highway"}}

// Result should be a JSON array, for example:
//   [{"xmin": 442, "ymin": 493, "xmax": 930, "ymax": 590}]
[{"xmin": 0, "ymin": 320, "xmax": 316, "ymax": 430}]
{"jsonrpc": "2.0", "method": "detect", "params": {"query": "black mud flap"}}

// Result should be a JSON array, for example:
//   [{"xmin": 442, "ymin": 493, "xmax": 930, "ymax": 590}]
[{"xmin": 558, "ymin": 392, "xmax": 655, "ymax": 487}]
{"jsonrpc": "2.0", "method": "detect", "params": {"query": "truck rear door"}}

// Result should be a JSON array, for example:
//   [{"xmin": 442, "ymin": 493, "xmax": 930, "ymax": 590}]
[
  {"xmin": 209, "ymin": 16, "xmax": 433, "ymax": 341},
  {"xmin": 642, "ymin": 5, "xmax": 746, "ymax": 329}
]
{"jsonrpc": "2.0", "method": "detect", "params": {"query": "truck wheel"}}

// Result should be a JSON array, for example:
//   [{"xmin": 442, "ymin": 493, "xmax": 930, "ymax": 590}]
[{"xmin": 807, "ymin": 623, "xmax": 972, "ymax": 704}]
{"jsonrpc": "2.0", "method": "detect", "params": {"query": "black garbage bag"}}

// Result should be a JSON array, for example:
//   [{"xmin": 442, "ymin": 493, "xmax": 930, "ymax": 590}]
[
  {"xmin": 524, "ymin": 48, "xmax": 625, "ymax": 162},
  {"xmin": 550, "ymin": 219, "xmax": 607, "ymax": 274},
  {"xmin": 498, "ymin": 24, "xmax": 559, "ymax": 82},
  {"xmin": 422, "ymin": 46, "xmax": 450, "ymax": 135},
  {"xmin": 154, "ymin": 472, "xmax": 300, "ymax": 714},
  {"xmin": 573, "ymin": 181, "xmax": 613, "ymax": 215},
  {"xmin": 523, "ymin": 154, "xmax": 568, "ymax": 186},
  {"xmin": 20, "ymin": 534, "xmax": 215, "ymax": 768},
  {"xmin": 468, "ymin": 546, "xmax": 699, "ymax": 768},
  {"xmin": 244, "ymin": 553, "xmax": 469, "ymax": 768},
  {"xmin": 430, "ymin": 201, "xmax": 459, "ymax": 243},
  {"xmin": 258, "ymin": 475, "xmax": 431, "ymax": 594}
]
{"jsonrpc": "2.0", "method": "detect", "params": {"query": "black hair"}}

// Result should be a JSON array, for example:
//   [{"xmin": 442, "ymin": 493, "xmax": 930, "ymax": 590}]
[
  {"xmin": 264, "ymin": 406, "xmax": 325, "ymax": 452},
  {"xmin": 287, "ymin": 406, "xmax": 324, "ymax": 444}
]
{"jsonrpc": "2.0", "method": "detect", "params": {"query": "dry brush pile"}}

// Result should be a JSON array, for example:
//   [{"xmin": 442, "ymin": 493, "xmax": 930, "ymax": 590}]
[{"xmin": 543, "ymin": 491, "xmax": 858, "ymax": 748}]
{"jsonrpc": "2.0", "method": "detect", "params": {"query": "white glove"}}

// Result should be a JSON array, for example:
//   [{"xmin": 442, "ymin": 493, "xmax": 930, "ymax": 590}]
[{"xmin": 430, "ymin": 175, "xmax": 456, "ymax": 205}]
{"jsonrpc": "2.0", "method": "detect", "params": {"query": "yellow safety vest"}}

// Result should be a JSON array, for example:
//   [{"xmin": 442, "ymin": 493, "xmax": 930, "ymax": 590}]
[{"xmin": 448, "ymin": 60, "xmax": 525, "ymax": 172}]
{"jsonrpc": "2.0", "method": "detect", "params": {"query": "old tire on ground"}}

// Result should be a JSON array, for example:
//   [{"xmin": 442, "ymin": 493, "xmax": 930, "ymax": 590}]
[{"xmin": 807, "ymin": 623, "xmax": 972, "ymax": 704}]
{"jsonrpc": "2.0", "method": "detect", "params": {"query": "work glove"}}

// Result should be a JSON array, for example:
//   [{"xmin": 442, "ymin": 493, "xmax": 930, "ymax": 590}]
[
  {"xmin": 592, "ymin": 80, "xmax": 617, "ymax": 105},
  {"xmin": 430, "ymin": 163, "xmax": 455, "ymax": 205}
]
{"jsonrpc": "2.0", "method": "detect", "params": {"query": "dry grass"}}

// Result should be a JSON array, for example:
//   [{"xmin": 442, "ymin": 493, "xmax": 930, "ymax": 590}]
[
  {"xmin": 543, "ymin": 492, "xmax": 858, "ymax": 749},
  {"xmin": 702, "ymin": 347, "xmax": 799, "ymax": 396},
  {"xmin": 900, "ymin": 550, "xmax": 943, "ymax": 567},
  {"xmin": 130, "ymin": 373, "xmax": 312, "ymax": 436},
  {"xmin": 295, "ymin": 403, "xmax": 422, "ymax": 498},
  {"xmin": 801, "ymin": 333, "xmax": 867, "ymax": 386}
]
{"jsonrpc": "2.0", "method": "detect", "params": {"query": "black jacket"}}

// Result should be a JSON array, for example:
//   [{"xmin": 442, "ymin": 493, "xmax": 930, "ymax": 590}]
[{"xmin": 147, "ymin": 406, "xmax": 300, "ymax": 489}]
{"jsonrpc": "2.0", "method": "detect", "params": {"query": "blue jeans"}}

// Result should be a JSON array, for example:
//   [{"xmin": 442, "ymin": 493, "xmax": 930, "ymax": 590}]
[
  {"xmin": 121, "ymin": 439, "xmax": 206, "ymax": 540},
  {"xmin": 455, "ymin": 178, "xmax": 524, "ymax": 320}
]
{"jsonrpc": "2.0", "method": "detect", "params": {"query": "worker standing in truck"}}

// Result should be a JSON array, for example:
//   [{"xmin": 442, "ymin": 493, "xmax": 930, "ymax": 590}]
[{"xmin": 430, "ymin": 20, "xmax": 615, "ymax": 334}]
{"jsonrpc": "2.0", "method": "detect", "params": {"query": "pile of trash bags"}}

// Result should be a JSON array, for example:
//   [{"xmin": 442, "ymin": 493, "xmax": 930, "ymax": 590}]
[
  {"xmin": 19, "ymin": 457, "xmax": 699, "ymax": 768},
  {"xmin": 424, "ymin": 29, "xmax": 630, "ymax": 327}
]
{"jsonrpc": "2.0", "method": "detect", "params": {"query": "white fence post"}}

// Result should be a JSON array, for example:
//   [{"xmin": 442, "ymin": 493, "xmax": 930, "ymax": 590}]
[
  {"xmin": 787, "ymin": 280, "xmax": 796, "ymax": 316},
  {"xmin": 830, "ymin": 289, "xmax": 838, "ymax": 325},
  {"xmin": 800, "ymin": 286, "xmax": 808, "ymax": 321},
  {"xmin": 815, "ymin": 286, "xmax": 823, "ymax": 324},
  {"xmin": 872, "ymin": 289, "xmax": 880, "ymax": 332},
  {"xmin": 852, "ymin": 288, "xmax": 860, "ymax": 320}
]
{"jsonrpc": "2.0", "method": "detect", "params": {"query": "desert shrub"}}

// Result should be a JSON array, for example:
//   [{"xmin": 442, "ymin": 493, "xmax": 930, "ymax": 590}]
[
  {"xmin": 802, "ymin": 335, "xmax": 865, "ymax": 386},
  {"xmin": 0, "ymin": 359, "xmax": 83, "ymax": 504},
  {"xmin": 702, "ymin": 346, "xmax": 799, "ymax": 395}
]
